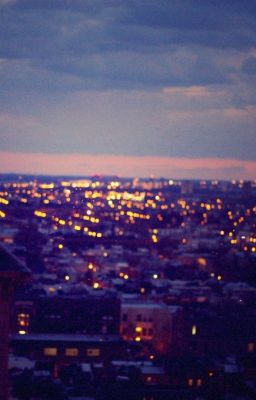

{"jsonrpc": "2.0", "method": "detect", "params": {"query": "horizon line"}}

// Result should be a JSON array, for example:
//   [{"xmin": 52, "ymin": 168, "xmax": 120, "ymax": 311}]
[{"xmin": 0, "ymin": 151, "xmax": 255, "ymax": 181}]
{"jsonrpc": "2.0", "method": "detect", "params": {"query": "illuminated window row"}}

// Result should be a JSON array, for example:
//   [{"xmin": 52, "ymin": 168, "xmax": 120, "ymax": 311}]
[{"xmin": 43, "ymin": 347, "xmax": 100, "ymax": 357}]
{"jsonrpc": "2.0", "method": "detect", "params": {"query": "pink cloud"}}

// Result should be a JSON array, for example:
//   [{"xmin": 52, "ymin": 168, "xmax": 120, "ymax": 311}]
[
  {"xmin": 163, "ymin": 86, "xmax": 211, "ymax": 97},
  {"xmin": 0, "ymin": 152, "xmax": 255, "ymax": 180}
]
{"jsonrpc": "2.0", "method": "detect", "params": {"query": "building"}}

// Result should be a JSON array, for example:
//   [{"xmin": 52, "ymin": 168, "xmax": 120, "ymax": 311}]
[
  {"xmin": 0, "ymin": 245, "xmax": 30, "ymax": 400},
  {"xmin": 120, "ymin": 301, "xmax": 183, "ymax": 354}
]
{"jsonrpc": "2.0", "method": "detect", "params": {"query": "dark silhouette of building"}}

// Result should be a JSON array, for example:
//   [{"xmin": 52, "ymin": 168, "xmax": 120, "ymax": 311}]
[{"xmin": 0, "ymin": 245, "xmax": 30, "ymax": 400}]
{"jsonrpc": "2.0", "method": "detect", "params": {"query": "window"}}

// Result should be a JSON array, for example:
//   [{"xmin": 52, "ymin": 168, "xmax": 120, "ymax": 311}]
[
  {"xmin": 137, "ymin": 314, "xmax": 142, "ymax": 322},
  {"xmin": 87, "ymin": 348, "xmax": 100, "ymax": 357},
  {"xmin": 43, "ymin": 347, "xmax": 57, "ymax": 356},
  {"xmin": 122, "ymin": 314, "xmax": 128, "ymax": 322},
  {"xmin": 192, "ymin": 325, "xmax": 197, "ymax": 335},
  {"xmin": 17, "ymin": 313, "xmax": 30, "ymax": 328},
  {"xmin": 65, "ymin": 348, "xmax": 79, "ymax": 357},
  {"xmin": 148, "ymin": 328, "xmax": 153, "ymax": 336},
  {"xmin": 248, "ymin": 343, "xmax": 255, "ymax": 353},
  {"xmin": 143, "ymin": 328, "xmax": 147, "ymax": 336}
]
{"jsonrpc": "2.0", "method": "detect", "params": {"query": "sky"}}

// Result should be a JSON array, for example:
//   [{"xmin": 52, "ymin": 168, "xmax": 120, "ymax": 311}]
[{"xmin": 0, "ymin": 0, "xmax": 256, "ymax": 180}]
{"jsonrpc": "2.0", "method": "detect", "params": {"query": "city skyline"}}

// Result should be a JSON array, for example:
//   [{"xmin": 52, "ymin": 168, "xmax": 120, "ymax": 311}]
[{"xmin": 1, "ymin": 1, "xmax": 256, "ymax": 179}]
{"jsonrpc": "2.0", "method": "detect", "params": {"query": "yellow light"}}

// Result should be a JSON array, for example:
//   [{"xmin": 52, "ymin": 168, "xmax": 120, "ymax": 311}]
[
  {"xmin": 217, "ymin": 275, "xmax": 222, "ymax": 281},
  {"xmin": 135, "ymin": 336, "xmax": 141, "ymax": 342},
  {"xmin": 220, "ymin": 230, "xmax": 225, "ymax": 236},
  {"xmin": 58, "ymin": 244, "xmax": 63, "ymax": 249},
  {"xmin": 197, "ymin": 257, "xmax": 207, "ymax": 267},
  {"xmin": 74, "ymin": 225, "xmax": 81, "ymax": 231},
  {"xmin": 0, "ymin": 210, "xmax": 6, "ymax": 218},
  {"xmin": 19, "ymin": 330, "xmax": 26, "ymax": 335},
  {"xmin": 34, "ymin": 210, "xmax": 46, "ymax": 218},
  {"xmin": 152, "ymin": 274, "xmax": 158, "ymax": 279},
  {"xmin": 124, "ymin": 274, "xmax": 129, "ymax": 280},
  {"xmin": 88, "ymin": 263, "xmax": 94, "ymax": 270},
  {"xmin": 192, "ymin": 325, "xmax": 197, "ymax": 335},
  {"xmin": 152, "ymin": 234, "xmax": 158, "ymax": 243},
  {"xmin": 39, "ymin": 183, "xmax": 54, "ymax": 189},
  {"xmin": 135, "ymin": 326, "xmax": 142, "ymax": 333},
  {"xmin": 93, "ymin": 282, "xmax": 99, "ymax": 289},
  {"xmin": 65, "ymin": 275, "xmax": 70, "ymax": 281},
  {"xmin": 0, "ymin": 197, "xmax": 9, "ymax": 205}
]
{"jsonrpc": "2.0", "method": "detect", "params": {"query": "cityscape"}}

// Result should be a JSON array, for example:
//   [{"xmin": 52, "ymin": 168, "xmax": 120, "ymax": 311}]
[
  {"xmin": 0, "ymin": 174, "xmax": 255, "ymax": 399},
  {"xmin": 1, "ymin": 0, "xmax": 256, "ymax": 399}
]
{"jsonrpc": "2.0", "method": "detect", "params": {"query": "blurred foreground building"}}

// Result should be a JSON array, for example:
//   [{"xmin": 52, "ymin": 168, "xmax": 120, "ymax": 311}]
[{"xmin": 0, "ymin": 245, "xmax": 30, "ymax": 400}]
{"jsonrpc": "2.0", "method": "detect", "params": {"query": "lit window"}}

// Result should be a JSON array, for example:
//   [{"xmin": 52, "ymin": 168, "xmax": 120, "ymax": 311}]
[
  {"xmin": 197, "ymin": 379, "xmax": 202, "ymax": 387},
  {"xmin": 44, "ymin": 347, "xmax": 57, "ymax": 356},
  {"xmin": 65, "ymin": 348, "xmax": 79, "ymax": 357},
  {"xmin": 248, "ymin": 343, "xmax": 255, "ymax": 353},
  {"xmin": 188, "ymin": 378, "xmax": 193, "ymax": 387},
  {"xmin": 192, "ymin": 325, "xmax": 197, "ymax": 335},
  {"xmin": 17, "ymin": 313, "xmax": 30, "ymax": 328},
  {"xmin": 87, "ymin": 348, "xmax": 100, "ymax": 357}
]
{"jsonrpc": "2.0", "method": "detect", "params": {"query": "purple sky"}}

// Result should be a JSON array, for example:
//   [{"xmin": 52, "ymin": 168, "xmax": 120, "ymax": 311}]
[{"xmin": 0, "ymin": 1, "xmax": 256, "ymax": 179}]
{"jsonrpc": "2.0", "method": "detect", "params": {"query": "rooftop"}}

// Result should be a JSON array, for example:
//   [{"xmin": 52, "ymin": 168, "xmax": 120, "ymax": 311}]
[{"xmin": 0, "ymin": 244, "xmax": 30, "ymax": 277}]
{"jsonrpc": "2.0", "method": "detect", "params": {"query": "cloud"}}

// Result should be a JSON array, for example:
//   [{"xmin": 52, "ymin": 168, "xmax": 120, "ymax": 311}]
[
  {"xmin": 242, "ymin": 56, "xmax": 256, "ymax": 74},
  {"xmin": 0, "ymin": 1, "xmax": 255, "ymax": 168},
  {"xmin": 0, "ymin": 0, "xmax": 16, "ymax": 6},
  {"xmin": 0, "ymin": 89, "xmax": 255, "ymax": 161},
  {"xmin": 0, "ymin": 1, "xmax": 256, "ymax": 93}
]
